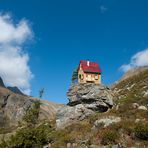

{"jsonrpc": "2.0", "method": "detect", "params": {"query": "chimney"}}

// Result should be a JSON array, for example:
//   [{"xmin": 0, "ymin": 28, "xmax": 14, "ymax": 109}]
[{"xmin": 87, "ymin": 61, "xmax": 90, "ymax": 66}]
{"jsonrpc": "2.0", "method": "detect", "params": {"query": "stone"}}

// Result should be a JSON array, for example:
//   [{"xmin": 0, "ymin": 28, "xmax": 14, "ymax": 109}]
[
  {"xmin": 135, "ymin": 118, "xmax": 146, "ymax": 123},
  {"xmin": 67, "ymin": 143, "xmax": 72, "ymax": 148},
  {"xmin": 132, "ymin": 103, "xmax": 139, "ymax": 109},
  {"xmin": 56, "ymin": 83, "xmax": 114, "ymax": 129},
  {"xmin": 56, "ymin": 104, "xmax": 94, "ymax": 129},
  {"xmin": 94, "ymin": 116, "xmax": 121, "ymax": 128},
  {"xmin": 138, "ymin": 106, "xmax": 147, "ymax": 110},
  {"xmin": 67, "ymin": 83, "xmax": 114, "ymax": 112},
  {"xmin": 48, "ymin": 143, "xmax": 52, "ymax": 148},
  {"xmin": 72, "ymin": 143, "xmax": 78, "ymax": 147}
]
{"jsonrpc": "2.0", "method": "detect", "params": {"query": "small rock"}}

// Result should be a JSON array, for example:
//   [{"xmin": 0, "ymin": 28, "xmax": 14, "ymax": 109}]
[
  {"xmin": 94, "ymin": 116, "xmax": 121, "ymax": 128},
  {"xmin": 67, "ymin": 143, "xmax": 72, "ymax": 148},
  {"xmin": 132, "ymin": 103, "xmax": 139, "ymax": 109},
  {"xmin": 143, "ymin": 90, "xmax": 148, "ymax": 97},
  {"xmin": 112, "ymin": 143, "xmax": 123, "ymax": 148},
  {"xmin": 116, "ymin": 105, "xmax": 119, "ymax": 110},
  {"xmin": 48, "ymin": 143, "xmax": 52, "ymax": 148},
  {"xmin": 138, "ymin": 106, "xmax": 147, "ymax": 110},
  {"xmin": 72, "ymin": 143, "xmax": 78, "ymax": 147},
  {"xmin": 135, "ymin": 118, "xmax": 146, "ymax": 123}
]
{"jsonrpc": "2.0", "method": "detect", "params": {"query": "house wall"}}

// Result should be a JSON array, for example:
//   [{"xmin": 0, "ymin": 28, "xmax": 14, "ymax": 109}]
[
  {"xmin": 78, "ymin": 67, "xmax": 86, "ymax": 84},
  {"xmin": 78, "ymin": 69, "xmax": 101, "ymax": 84}
]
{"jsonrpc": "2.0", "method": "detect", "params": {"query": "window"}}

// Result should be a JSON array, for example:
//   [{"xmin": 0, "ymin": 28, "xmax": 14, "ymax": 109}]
[
  {"xmin": 79, "ymin": 74, "xmax": 81, "ymax": 79},
  {"xmin": 79, "ymin": 74, "xmax": 84, "ymax": 80},
  {"xmin": 95, "ymin": 74, "xmax": 99, "ymax": 80}
]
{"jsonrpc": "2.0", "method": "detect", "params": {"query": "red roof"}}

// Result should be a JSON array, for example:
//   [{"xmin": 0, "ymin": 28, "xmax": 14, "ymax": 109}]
[{"xmin": 78, "ymin": 60, "xmax": 101, "ymax": 73}]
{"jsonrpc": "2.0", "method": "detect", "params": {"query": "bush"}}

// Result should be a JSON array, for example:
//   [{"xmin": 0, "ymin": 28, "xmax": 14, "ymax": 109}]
[
  {"xmin": 134, "ymin": 122, "xmax": 148, "ymax": 140},
  {"xmin": 23, "ymin": 100, "xmax": 41, "ymax": 125},
  {"xmin": 101, "ymin": 130, "xmax": 119, "ymax": 145},
  {"xmin": 2, "ymin": 122, "xmax": 54, "ymax": 148}
]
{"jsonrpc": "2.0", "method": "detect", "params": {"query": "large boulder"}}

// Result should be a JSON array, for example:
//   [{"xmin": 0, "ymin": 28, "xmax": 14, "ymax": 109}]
[
  {"xmin": 56, "ymin": 104, "xmax": 94, "ymax": 129},
  {"xmin": 67, "ymin": 83, "xmax": 113, "ymax": 112},
  {"xmin": 56, "ymin": 83, "xmax": 114, "ymax": 129}
]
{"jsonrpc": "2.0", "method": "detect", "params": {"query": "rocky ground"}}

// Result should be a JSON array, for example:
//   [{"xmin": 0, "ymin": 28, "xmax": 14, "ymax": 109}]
[{"xmin": 0, "ymin": 67, "xmax": 148, "ymax": 148}]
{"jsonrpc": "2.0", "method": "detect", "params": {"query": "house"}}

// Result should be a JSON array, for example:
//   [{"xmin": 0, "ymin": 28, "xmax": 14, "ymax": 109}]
[{"xmin": 77, "ymin": 60, "xmax": 101, "ymax": 84}]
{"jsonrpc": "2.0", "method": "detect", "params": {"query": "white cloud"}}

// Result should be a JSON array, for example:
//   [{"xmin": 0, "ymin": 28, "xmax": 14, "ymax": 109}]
[
  {"xmin": 120, "ymin": 49, "xmax": 148, "ymax": 72},
  {"xmin": 0, "ymin": 13, "xmax": 33, "ymax": 95},
  {"xmin": 100, "ymin": 5, "xmax": 108, "ymax": 13}
]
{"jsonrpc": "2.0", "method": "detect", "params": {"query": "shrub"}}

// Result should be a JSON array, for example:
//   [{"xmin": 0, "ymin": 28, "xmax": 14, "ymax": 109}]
[
  {"xmin": 101, "ymin": 130, "xmax": 119, "ymax": 145},
  {"xmin": 3, "ymin": 122, "xmax": 54, "ymax": 148},
  {"xmin": 134, "ymin": 122, "xmax": 148, "ymax": 140},
  {"xmin": 23, "ymin": 100, "xmax": 41, "ymax": 125}
]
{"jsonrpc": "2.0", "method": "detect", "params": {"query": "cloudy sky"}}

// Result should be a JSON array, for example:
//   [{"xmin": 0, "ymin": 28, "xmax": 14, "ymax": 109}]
[{"xmin": 0, "ymin": 0, "xmax": 148, "ymax": 103}]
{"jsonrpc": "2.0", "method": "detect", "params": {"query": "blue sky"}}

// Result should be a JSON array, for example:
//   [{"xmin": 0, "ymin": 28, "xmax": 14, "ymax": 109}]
[{"xmin": 0, "ymin": 0, "xmax": 148, "ymax": 103}]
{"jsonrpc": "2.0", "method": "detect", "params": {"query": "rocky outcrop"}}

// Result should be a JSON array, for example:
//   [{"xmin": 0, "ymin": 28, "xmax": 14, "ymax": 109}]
[
  {"xmin": 56, "ymin": 104, "xmax": 94, "ymax": 129},
  {"xmin": 67, "ymin": 83, "xmax": 113, "ymax": 112},
  {"xmin": 7, "ymin": 86, "xmax": 24, "ymax": 95},
  {"xmin": 56, "ymin": 83, "xmax": 114, "ymax": 128}
]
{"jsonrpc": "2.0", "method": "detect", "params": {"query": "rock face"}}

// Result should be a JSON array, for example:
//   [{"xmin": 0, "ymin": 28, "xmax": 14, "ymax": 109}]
[
  {"xmin": 56, "ymin": 104, "xmax": 94, "ymax": 129},
  {"xmin": 0, "ymin": 86, "xmax": 33, "ymax": 127},
  {"xmin": 0, "ymin": 77, "xmax": 63, "ymax": 128},
  {"xmin": 7, "ymin": 86, "xmax": 24, "ymax": 95},
  {"xmin": 56, "ymin": 83, "xmax": 114, "ymax": 129},
  {"xmin": 0, "ymin": 86, "xmax": 63, "ymax": 127},
  {"xmin": 0, "ymin": 77, "xmax": 5, "ymax": 88},
  {"xmin": 67, "ymin": 83, "xmax": 113, "ymax": 112}
]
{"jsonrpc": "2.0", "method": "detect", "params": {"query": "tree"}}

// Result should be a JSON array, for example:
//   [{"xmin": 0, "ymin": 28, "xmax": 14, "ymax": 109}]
[
  {"xmin": 72, "ymin": 68, "xmax": 78, "ymax": 84},
  {"xmin": 39, "ymin": 88, "xmax": 44, "ymax": 99}
]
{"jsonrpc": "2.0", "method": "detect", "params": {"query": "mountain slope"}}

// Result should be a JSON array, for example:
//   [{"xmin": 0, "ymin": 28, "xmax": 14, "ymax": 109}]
[
  {"xmin": 7, "ymin": 86, "xmax": 24, "ymax": 95},
  {"xmin": 0, "ymin": 77, "xmax": 5, "ymax": 88},
  {"xmin": 0, "ymin": 86, "xmax": 63, "ymax": 128},
  {"xmin": 112, "ymin": 66, "xmax": 148, "ymax": 105}
]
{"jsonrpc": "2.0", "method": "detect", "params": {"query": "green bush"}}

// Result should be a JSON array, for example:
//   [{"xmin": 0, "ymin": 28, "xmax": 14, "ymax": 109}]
[
  {"xmin": 1, "ymin": 122, "xmax": 54, "ymax": 148},
  {"xmin": 101, "ymin": 130, "xmax": 119, "ymax": 145},
  {"xmin": 134, "ymin": 122, "xmax": 148, "ymax": 140},
  {"xmin": 23, "ymin": 100, "xmax": 41, "ymax": 125}
]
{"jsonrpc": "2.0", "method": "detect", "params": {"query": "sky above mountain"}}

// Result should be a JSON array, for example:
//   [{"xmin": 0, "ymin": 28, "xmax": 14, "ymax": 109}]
[{"xmin": 0, "ymin": 0, "xmax": 148, "ymax": 103}]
